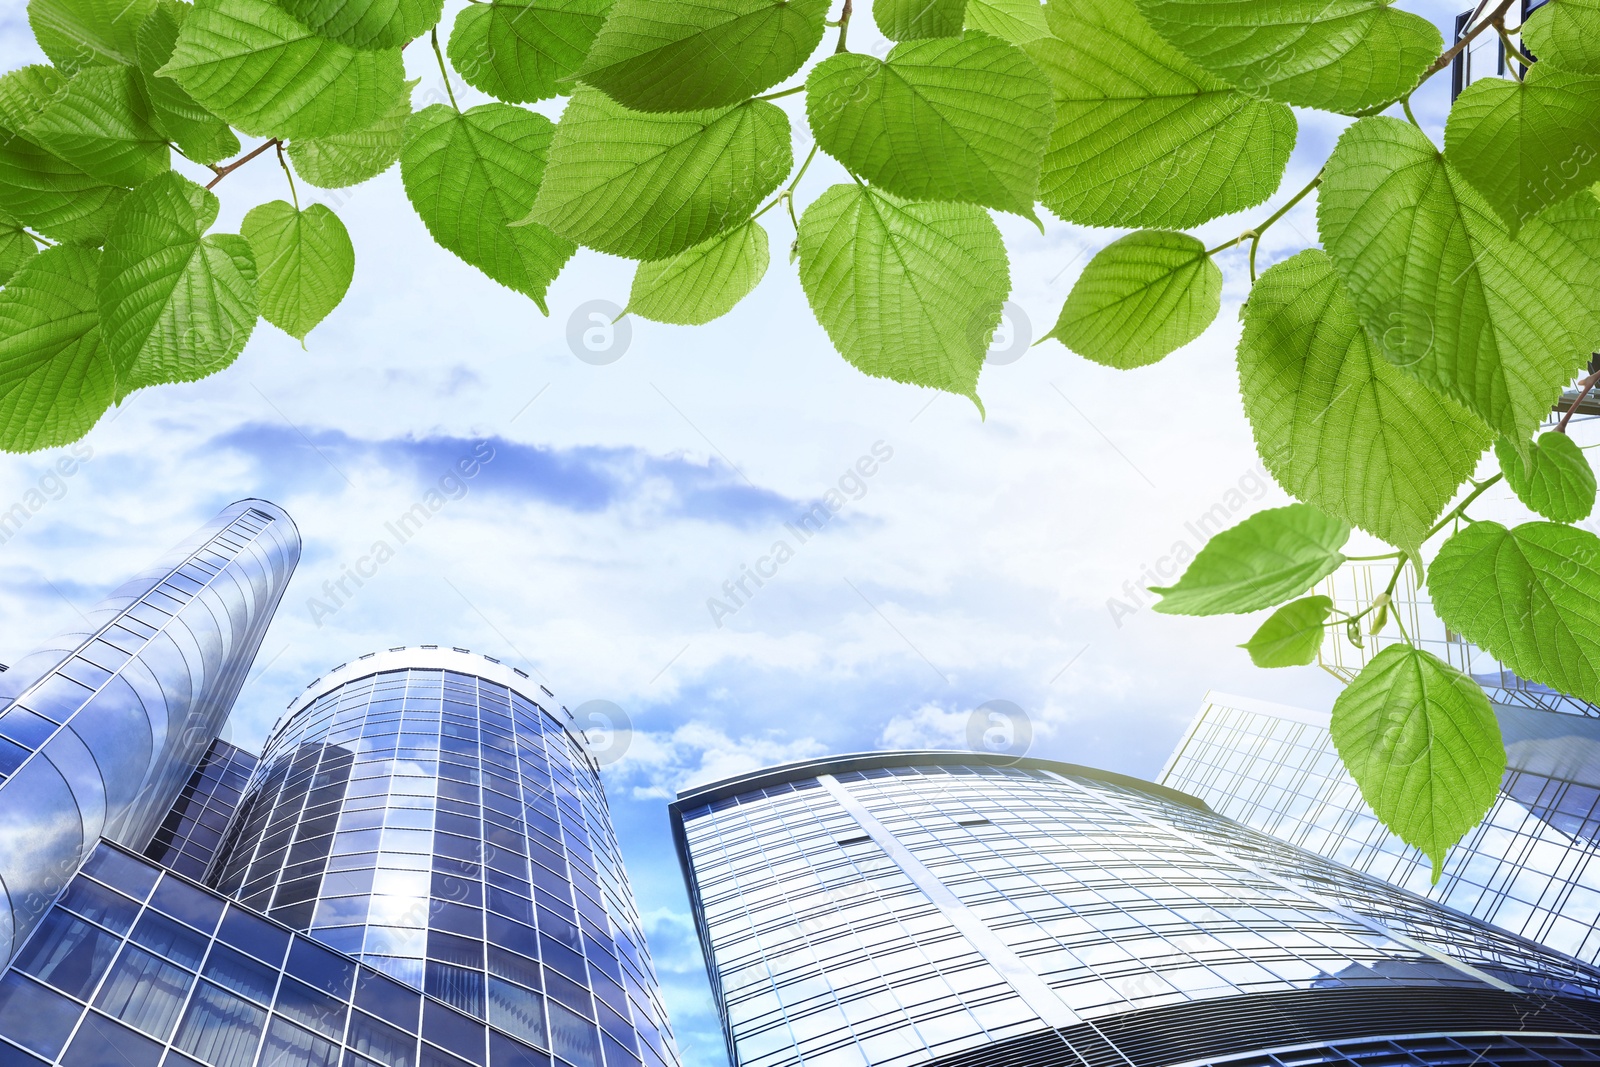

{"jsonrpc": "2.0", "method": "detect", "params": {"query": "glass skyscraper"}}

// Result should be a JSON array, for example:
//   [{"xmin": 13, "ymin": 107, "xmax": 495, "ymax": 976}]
[
  {"xmin": 206, "ymin": 647, "xmax": 679, "ymax": 1067},
  {"xmin": 0, "ymin": 500, "xmax": 300, "ymax": 968},
  {"xmin": 0, "ymin": 510, "xmax": 678, "ymax": 1067},
  {"xmin": 672, "ymin": 751, "xmax": 1600, "ymax": 1067},
  {"xmin": 1162, "ymin": 691, "xmax": 1600, "ymax": 966}
]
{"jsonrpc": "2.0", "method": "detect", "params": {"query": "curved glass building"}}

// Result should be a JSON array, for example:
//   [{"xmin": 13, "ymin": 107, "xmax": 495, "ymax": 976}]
[
  {"xmin": 208, "ymin": 648, "xmax": 679, "ymax": 1067},
  {"xmin": 670, "ymin": 752, "xmax": 1600, "ymax": 1067},
  {"xmin": 0, "ymin": 500, "xmax": 300, "ymax": 968}
]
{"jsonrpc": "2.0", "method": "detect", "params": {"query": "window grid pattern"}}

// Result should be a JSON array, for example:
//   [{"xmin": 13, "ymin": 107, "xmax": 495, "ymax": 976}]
[
  {"xmin": 1161, "ymin": 700, "xmax": 1600, "ymax": 965},
  {"xmin": 147, "ymin": 741, "xmax": 259, "ymax": 881},
  {"xmin": 0, "ymin": 509, "xmax": 275, "ymax": 786},
  {"xmin": 207, "ymin": 659, "xmax": 675, "ymax": 1067},
  {"xmin": 0, "ymin": 841, "xmax": 558, "ymax": 1067},
  {"xmin": 676, "ymin": 762, "xmax": 1600, "ymax": 1067},
  {"xmin": 1194, "ymin": 1032, "xmax": 1600, "ymax": 1066},
  {"xmin": 0, "ymin": 501, "xmax": 300, "ymax": 969}
]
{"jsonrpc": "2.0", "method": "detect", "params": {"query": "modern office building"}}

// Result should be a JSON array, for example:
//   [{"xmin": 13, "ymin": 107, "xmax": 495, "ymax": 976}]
[
  {"xmin": 672, "ymin": 751, "xmax": 1600, "ymax": 1067},
  {"xmin": 204, "ymin": 647, "xmax": 679, "ymax": 1067},
  {"xmin": 0, "ymin": 500, "xmax": 300, "ymax": 968},
  {"xmin": 1162, "ymin": 691, "xmax": 1600, "ymax": 967},
  {"xmin": 0, "ymin": 506, "xmax": 678, "ymax": 1067}
]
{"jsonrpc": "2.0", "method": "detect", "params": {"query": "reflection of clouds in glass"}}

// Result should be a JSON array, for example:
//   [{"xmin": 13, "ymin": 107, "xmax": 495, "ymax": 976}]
[
  {"xmin": 368, "ymin": 895, "xmax": 430, "ymax": 929},
  {"xmin": 372, "ymin": 869, "xmax": 430, "ymax": 898}
]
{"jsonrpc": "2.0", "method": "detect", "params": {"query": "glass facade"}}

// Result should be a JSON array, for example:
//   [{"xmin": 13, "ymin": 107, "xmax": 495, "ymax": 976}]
[
  {"xmin": 146, "ymin": 741, "xmax": 260, "ymax": 882},
  {"xmin": 0, "ymin": 840, "xmax": 564, "ymax": 1067},
  {"xmin": 672, "ymin": 752, "xmax": 1600, "ymax": 1067},
  {"xmin": 0, "ymin": 501, "xmax": 300, "ymax": 969},
  {"xmin": 208, "ymin": 648, "xmax": 678, "ymax": 1067},
  {"xmin": 1162, "ymin": 692, "xmax": 1600, "ymax": 965}
]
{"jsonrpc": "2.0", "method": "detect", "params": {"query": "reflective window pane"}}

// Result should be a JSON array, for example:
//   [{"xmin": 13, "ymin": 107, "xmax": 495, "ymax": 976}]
[{"xmin": 15, "ymin": 910, "xmax": 120, "ymax": 1000}]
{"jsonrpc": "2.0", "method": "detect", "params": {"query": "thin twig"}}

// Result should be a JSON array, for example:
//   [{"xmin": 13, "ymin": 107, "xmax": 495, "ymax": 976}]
[
  {"xmin": 206, "ymin": 138, "xmax": 280, "ymax": 190},
  {"xmin": 1557, "ymin": 367, "xmax": 1600, "ymax": 433},
  {"xmin": 1418, "ymin": 0, "xmax": 1517, "ymax": 82},
  {"xmin": 834, "ymin": 0, "xmax": 853, "ymax": 53}
]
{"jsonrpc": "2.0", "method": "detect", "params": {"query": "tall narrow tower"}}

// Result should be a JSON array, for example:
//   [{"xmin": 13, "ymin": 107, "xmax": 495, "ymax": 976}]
[
  {"xmin": 0, "ymin": 500, "xmax": 300, "ymax": 966},
  {"xmin": 209, "ymin": 647, "xmax": 679, "ymax": 1067},
  {"xmin": 672, "ymin": 751, "xmax": 1600, "ymax": 1067}
]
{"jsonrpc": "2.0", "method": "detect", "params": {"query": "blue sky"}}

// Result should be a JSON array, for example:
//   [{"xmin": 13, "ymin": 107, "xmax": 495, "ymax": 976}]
[{"xmin": 0, "ymin": 3, "xmax": 1586, "ymax": 1062}]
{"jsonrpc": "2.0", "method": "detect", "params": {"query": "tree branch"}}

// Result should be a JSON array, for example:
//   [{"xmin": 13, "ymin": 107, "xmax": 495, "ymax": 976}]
[
  {"xmin": 206, "ymin": 138, "xmax": 281, "ymax": 190},
  {"xmin": 1557, "ymin": 366, "xmax": 1600, "ymax": 433}
]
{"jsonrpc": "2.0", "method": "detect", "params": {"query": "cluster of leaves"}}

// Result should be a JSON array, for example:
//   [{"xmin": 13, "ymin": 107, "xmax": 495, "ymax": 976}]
[
  {"xmin": 1126, "ymin": 0, "xmax": 1600, "ymax": 879},
  {"xmin": 2, "ymin": 0, "xmax": 1599, "ymax": 870}
]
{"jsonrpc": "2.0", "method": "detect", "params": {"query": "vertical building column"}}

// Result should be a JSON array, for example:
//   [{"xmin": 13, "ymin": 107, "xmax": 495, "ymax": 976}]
[{"xmin": 0, "ymin": 500, "xmax": 300, "ymax": 967}]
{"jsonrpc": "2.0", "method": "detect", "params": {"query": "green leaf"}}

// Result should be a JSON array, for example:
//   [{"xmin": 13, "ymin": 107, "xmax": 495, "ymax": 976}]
[
  {"xmin": 1149, "ymin": 503, "xmax": 1350, "ymax": 615},
  {"xmin": 805, "ymin": 33, "xmax": 1052, "ymax": 219},
  {"xmin": 964, "ymin": 0, "xmax": 1049, "ymax": 45},
  {"xmin": 528, "ymin": 89, "xmax": 790, "ymax": 261},
  {"xmin": 1238, "ymin": 250, "xmax": 1489, "ymax": 554},
  {"xmin": 875, "ymin": 0, "xmax": 967, "ymax": 39},
  {"xmin": 447, "ymin": 0, "xmax": 613, "ymax": 104},
  {"xmin": 0, "ymin": 66, "xmax": 66, "ymax": 130},
  {"xmin": 135, "ymin": 0, "xmax": 241, "ymax": 166},
  {"xmin": 401, "ymin": 103, "xmax": 574, "ymax": 314},
  {"xmin": 97, "ymin": 171, "xmax": 258, "ymax": 392},
  {"xmin": 1431, "ymin": 521, "xmax": 1600, "ymax": 704},
  {"xmin": 1494, "ymin": 431, "xmax": 1596, "ymax": 522},
  {"xmin": 287, "ymin": 78, "xmax": 414, "ymax": 188},
  {"xmin": 626, "ymin": 219, "xmax": 768, "ymax": 325},
  {"xmin": 797, "ymin": 182, "xmax": 1006, "ymax": 408},
  {"xmin": 1133, "ymin": 0, "xmax": 1440, "ymax": 115},
  {"xmin": 1330, "ymin": 644, "xmax": 1504, "ymax": 882},
  {"xmin": 1240, "ymin": 595, "xmax": 1332, "ymax": 668},
  {"xmin": 160, "ymin": 0, "xmax": 406, "ymax": 140},
  {"xmin": 574, "ymin": 0, "xmax": 829, "ymax": 112},
  {"xmin": 0, "ymin": 212, "xmax": 39, "ymax": 286},
  {"xmin": 279, "ymin": 0, "xmax": 444, "ymax": 50},
  {"xmin": 0, "ymin": 71, "xmax": 126, "ymax": 245},
  {"xmin": 1443, "ymin": 65, "xmax": 1600, "ymax": 235},
  {"xmin": 1319, "ymin": 116, "xmax": 1600, "ymax": 443},
  {"xmin": 28, "ymin": 0, "xmax": 158, "ymax": 72},
  {"xmin": 23, "ymin": 66, "xmax": 171, "ymax": 187},
  {"xmin": 241, "ymin": 201, "xmax": 354, "ymax": 342},
  {"xmin": 1026, "ymin": 0, "xmax": 1295, "ymax": 229},
  {"xmin": 1523, "ymin": 0, "xmax": 1600, "ymax": 75},
  {"xmin": 1046, "ymin": 229, "xmax": 1220, "ymax": 368},
  {"xmin": 0, "ymin": 245, "xmax": 117, "ymax": 452}
]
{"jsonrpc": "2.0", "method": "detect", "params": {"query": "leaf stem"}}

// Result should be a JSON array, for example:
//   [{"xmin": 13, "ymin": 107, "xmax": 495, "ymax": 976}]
[
  {"xmin": 275, "ymin": 141, "xmax": 300, "ymax": 210},
  {"xmin": 1401, "ymin": 95, "xmax": 1421, "ymax": 127},
  {"xmin": 834, "ymin": 0, "xmax": 852, "ymax": 53},
  {"xmin": 206, "ymin": 138, "xmax": 281, "ymax": 190},
  {"xmin": 757, "ymin": 84, "xmax": 806, "ymax": 102},
  {"xmin": 432, "ymin": 27, "xmax": 459, "ymax": 111},
  {"xmin": 1345, "ymin": 551, "xmax": 1404, "ymax": 562},
  {"xmin": 1557, "ymin": 366, "xmax": 1600, "ymax": 433},
  {"xmin": 1208, "ymin": 171, "xmax": 1322, "ymax": 276},
  {"xmin": 1494, "ymin": 20, "xmax": 1534, "ymax": 71},
  {"xmin": 1424, "ymin": 473, "xmax": 1503, "ymax": 541}
]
